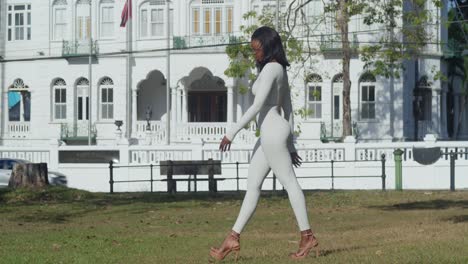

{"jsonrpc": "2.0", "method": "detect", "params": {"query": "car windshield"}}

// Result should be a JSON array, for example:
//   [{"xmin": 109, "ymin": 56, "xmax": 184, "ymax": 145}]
[{"xmin": 6, "ymin": 161, "xmax": 17, "ymax": 170}]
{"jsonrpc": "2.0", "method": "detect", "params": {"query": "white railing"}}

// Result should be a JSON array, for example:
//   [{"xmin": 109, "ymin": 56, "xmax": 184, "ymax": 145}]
[
  {"xmin": 175, "ymin": 122, "xmax": 227, "ymax": 142},
  {"xmin": 355, "ymin": 141, "xmax": 468, "ymax": 161},
  {"xmin": 299, "ymin": 147, "xmax": 346, "ymax": 162},
  {"xmin": 203, "ymin": 149, "xmax": 253, "ymax": 163},
  {"xmin": 0, "ymin": 149, "xmax": 50, "ymax": 163},
  {"xmin": 174, "ymin": 122, "xmax": 258, "ymax": 144},
  {"xmin": 135, "ymin": 121, "xmax": 165, "ymax": 136},
  {"xmin": 130, "ymin": 148, "xmax": 193, "ymax": 164},
  {"xmin": 134, "ymin": 121, "xmax": 257, "ymax": 145},
  {"xmin": 8, "ymin": 122, "xmax": 30, "ymax": 138}
]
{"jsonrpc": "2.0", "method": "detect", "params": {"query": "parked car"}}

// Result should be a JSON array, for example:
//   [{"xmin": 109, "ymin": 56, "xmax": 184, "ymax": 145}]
[{"xmin": 0, "ymin": 158, "xmax": 67, "ymax": 188}]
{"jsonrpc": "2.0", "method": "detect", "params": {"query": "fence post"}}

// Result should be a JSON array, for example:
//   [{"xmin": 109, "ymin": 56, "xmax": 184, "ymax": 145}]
[
  {"xmin": 331, "ymin": 160, "xmax": 335, "ymax": 190},
  {"xmin": 109, "ymin": 160, "xmax": 114, "ymax": 194},
  {"xmin": 150, "ymin": 163, "xmax": 154, "ymax": 193},
  {"xmin": 208, "ymin": 158, "xmax": 216, "ymax": 193},
  {"xmin": 236, "ymin": 161, "xmax": 239, "ymax": 192},
  {"xmin": 450, "ymin": 152, "xmax": 456, "ymax": 191},
  {"xmin": 167, "ymin": 160, "xmax": 175, "ymax": 194},
  {"xmin": 273, "ymin": 173, "xmax": 277, "ymax": 192},
  {"xmin": 393, "ymin": 149, "xmax": 404, "ymax": 191},
  {"xmin": 381, "ymin": 153, "xmax": 386, "ymax": 191}
]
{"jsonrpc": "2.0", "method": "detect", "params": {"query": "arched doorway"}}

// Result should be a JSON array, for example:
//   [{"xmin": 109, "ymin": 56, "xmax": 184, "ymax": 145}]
[
  {"xmin": 331, "ymin": 73, "xmax": 343, "ymax": 138},
  {"xmin": 182, "ymin": 67, "xmax": 227, "ymax": 122},
  {"xmin": 137, "ymin": 70, "xmax": 167, "ymax": 121}
]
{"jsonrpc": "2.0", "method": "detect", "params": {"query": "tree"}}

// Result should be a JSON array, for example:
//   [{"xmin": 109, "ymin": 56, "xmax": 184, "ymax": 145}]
[{"xmin": 225, "ymin": 0, "xmax": 443, "ymax": 140}]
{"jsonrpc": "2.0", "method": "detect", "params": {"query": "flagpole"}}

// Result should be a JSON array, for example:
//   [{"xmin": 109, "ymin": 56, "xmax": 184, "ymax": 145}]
[
  {"xmin": 166, "ymin": 0, "xmax": 171, "ymax": 145},
  {"xmin": 126, "ymin": 0, "xmax": 132, "ymax": 141},
  {"xmin": 88, "ymin": 0, "xmax": 92, "ymax": 146}
]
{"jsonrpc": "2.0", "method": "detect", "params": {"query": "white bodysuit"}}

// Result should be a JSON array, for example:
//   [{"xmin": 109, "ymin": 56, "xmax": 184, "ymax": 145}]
[{"xmin": 226, "ymin": 62, "xmax": 311, "ymax": 233}]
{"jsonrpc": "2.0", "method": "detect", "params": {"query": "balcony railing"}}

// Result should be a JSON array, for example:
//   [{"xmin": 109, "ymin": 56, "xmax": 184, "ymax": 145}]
[
  {"xmin": 320, "ymin": 33, "xmax": 358, "ymax": 52},
  {"xmin": 61, "ymin": 123, "xmax": 97, "ymax": 140},
  {"xmin": 62, "ymin": 40, "xmax": 99, "ymax": 57},
  {"xmin": 8, "ymin": 122, "xmax": 30, "ymax": 138},
  {"xmin": 174, "ymin": 121, "xmax": 257, "ymax": 143},
  {"xmin": 320, "ymin": 121, "xmax": 359, "ymax": 143},
  {"xmin": 173, "ymin": 34, "xmax": 241, "ymax": 49},
  {"xmin": 134, "ymin": 121, "xmax": 257, "ymax": 145}
]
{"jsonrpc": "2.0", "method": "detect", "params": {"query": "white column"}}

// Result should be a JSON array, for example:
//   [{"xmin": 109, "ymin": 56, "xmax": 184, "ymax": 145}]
[
  {"xmin": 431, "ymin": 89, "xmax": 441, "ymax": 136},
  {"xmin": 132, "ymin": 89, "xmax": 138, "ymax": 138},
  {"xmin": 177, "ymin": 88, "xmax": 182, "ymax": 122},
  {"xmin": 182, "ymin": 88, "xmax": 188, "ymax": 122},
  {"xmin": 227, "ymin": 85, "xmax": 233, "ymax": 123},
  {"xmin": 171, "ymin": 87, "xmax": 177, "ymax": 126},
  {"xmin": 440, "ymin": 89, "xmax": 448, "ymax": 139}
]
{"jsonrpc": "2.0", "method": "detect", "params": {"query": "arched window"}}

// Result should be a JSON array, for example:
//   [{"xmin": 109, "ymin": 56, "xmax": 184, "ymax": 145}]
[
  {"xmin": 8, "ymin": 79, "xmax": 31, "ymax": 122},
  {"xmin": 100, "ymin": 0, "xmax": 115, "ymax": 38},
  {"xmin": 99, "ymin": 77, "xmax": 114, "ymax": 120},
  {"xmin": 332, "ymin": 73, "xmax": 343, "ymax": 120},
  {"xmin": 359, "ymin": 72, "xmax": 376, "ymax": 120},
  {"xmin": 191, "ymin": 0, "xmax": 233, "ymax": 35},
  {"xmin": 305, "ymin": 73, "xmax": 322, "ymax": 119},
  {"xmin": 53, "ymin": 78, "xmax": 67, "ymax": 120},
  {"xmin": 52, "ymin": 0, "xmax": 68, "ymax": 40},
  {"xmin": 76, "ymin": 77, "xmax": 89, "ymax": 121}
]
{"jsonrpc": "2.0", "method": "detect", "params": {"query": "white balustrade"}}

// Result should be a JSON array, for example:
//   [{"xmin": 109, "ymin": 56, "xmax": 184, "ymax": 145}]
[
  {"xmin": 130, "ymin": 149, "xmax": 192, "ymax": 164},
  {"xmin": 203, "ymin": 149, "xmax": 252, "ymax": 163},
  {"xmin": 298, "ymin": 148, "xmax": 345, "ymax": 162},
  {"xmin": 135, "ymin": 121, "xmax": 165, "ymax": 138},
  {"xmin": 8, "ymin": 122, "xmax": 30, "ymax": 138},
  {"xmin": 355, "ymin": 141, "xmax": 468, "ymax": 161},
  {"xmin": 175, "ymin": 122, "xmax": 227, "ymax": 142},
  {"xmin": 0, "ymin": 150, "xmax": 49, "ymax": 163}
]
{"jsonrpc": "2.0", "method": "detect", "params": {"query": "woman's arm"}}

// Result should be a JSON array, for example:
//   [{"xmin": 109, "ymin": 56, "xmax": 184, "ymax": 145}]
[
  {"xmin": 283, "ymin": 84, "xmax": 297, "ymax": 153},
  {"xmin": 225, "ymin": 63, "xmax": 280, "ymax": 141}
]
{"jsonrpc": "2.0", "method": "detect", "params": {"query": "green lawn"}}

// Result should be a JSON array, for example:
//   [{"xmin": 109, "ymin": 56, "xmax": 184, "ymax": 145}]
[{"xmin": 0, "ymin": 187, "xmax": 467, "ymax": 264}]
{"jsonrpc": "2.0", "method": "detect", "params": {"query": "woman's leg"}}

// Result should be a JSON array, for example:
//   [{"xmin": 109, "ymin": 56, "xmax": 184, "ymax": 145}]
[
  {"xmin": 261, "ymin": 140, "xmax": 311, "ymax": 231},
  {"xmin": 232, "ymin": 143, "xmax": 271, "ymax": 234}
]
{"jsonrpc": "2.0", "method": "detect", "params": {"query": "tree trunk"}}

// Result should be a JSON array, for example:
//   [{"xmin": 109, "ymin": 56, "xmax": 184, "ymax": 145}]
[
  {"xmin": 8, "ymin": 163, "xmax": 49, "ymax": 189},
  {"xmin": 339, "ymin": 0, "xmax": 352, "ymax": 138}
]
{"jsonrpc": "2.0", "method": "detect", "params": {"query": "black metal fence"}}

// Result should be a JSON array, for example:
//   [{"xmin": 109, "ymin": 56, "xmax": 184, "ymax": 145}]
[{"xmin": 108, "ymin": 154, "xmax": 386, "ymax": 193}]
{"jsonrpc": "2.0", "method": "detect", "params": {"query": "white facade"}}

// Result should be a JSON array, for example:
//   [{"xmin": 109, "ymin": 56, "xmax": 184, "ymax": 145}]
[
  {"xmin": 0, "ymin": 0, "xmax": 460, "ymax": 148},
  {"xmin": 1, "ymin": 0, "xmax": 467, "ymax": 192}
]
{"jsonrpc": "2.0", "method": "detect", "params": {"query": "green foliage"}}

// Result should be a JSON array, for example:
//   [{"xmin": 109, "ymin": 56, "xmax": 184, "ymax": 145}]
[
  {"xmin": 224, "ymin": 9, "xmax": 304, "ymax": 92},
  {"xmin": 238, "ymin": 84, "xmax": 249, "ymax": 95}
]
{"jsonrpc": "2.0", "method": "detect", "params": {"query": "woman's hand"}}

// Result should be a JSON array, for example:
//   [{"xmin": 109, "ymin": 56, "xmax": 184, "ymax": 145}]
[
  {"xmin": 219, "ymin": 136, "xmax": 232, "ymax": 152},
  {"xmin": 290, "ymin": 152, "xmax": 302, "ymax": 168}
]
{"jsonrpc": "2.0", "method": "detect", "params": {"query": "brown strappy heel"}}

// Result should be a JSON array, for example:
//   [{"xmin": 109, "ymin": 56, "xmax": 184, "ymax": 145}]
[
  {"xmin": 289, "ymin": 229, "xmax": 319, "ymax": 260},
  {"xmin": 209, "ymin": 230, "xmax": 241, "ymax": 262}
]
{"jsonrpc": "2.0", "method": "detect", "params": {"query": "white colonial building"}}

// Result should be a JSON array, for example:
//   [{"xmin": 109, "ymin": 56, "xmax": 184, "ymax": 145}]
[{"xmin": 0, "ymin": 0, "xmax": 467, "ymax": 192}]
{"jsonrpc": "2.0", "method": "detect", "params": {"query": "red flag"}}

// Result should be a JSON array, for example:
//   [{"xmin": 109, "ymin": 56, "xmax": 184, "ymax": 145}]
[{"xmin": 120, "ymin": 0, "xmax": 132, "ymax": 27}]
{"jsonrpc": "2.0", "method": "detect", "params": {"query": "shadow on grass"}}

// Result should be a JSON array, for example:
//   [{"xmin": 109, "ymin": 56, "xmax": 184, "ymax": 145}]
[
  {"xmin": 443, "ymin": 215, "xmax": 468, "ymax": 224},
  {"xmin": 319, "ymin": 245, "xmax": 363, "ymax": 257},
  {"xmin": 369, "ymin": 199, "xmax": 468, "ymax": 211},
  {"xmin": 0, "ymin": 186, "xmax": 289, "ymax": 209},
  {"xmin": 12, "ymin": 209, "xmax": 100, "ymax": 224}
]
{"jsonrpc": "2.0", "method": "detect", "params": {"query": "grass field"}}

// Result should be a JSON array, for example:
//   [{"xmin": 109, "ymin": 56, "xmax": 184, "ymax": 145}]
[{"xmin": 0, "ymin": 187, "xmax": 467, "ymax": 264}]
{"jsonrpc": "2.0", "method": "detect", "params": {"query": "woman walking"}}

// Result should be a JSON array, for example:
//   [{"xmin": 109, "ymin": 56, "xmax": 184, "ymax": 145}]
[{"xmin": 209, "ymin": 26, "xmax": 319, "ymax": 261}]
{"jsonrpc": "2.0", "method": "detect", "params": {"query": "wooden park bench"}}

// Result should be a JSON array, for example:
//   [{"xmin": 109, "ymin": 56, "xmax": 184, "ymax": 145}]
[{"xmin": 159, "ymin": 159, "xmax": 224, "ymax": 194}]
